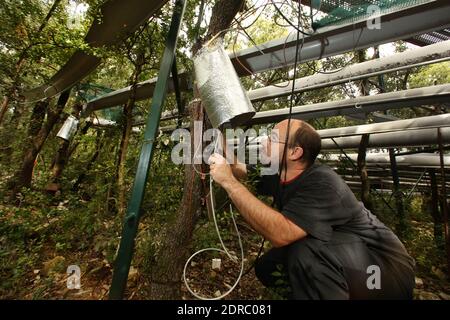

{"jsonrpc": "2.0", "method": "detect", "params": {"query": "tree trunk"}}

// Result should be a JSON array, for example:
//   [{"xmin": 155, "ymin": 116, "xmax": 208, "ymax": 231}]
[
  {"xmin": 148, "ymin": 100, "xmax": 203, "ymax": 299},
  {"xmin": 115, "ymin": 41, "xmax": 145, "ymax": 214},
  {"xmin": 10, "ymin": 89, "xmax": 71, "ymax": 195},
  {"xmin": 48, "ymin": 121, "xmax": 91, "ymax": 192},
  {"xmin": 389, "ymin": 148, "xmax": 407, "ymax": 236},
  {"xmin": 0, "ymin": 96, "xmax": 10, "ymax": 125},
  {"xmin": 147, "ymin": 0, "xmax": 245, "ymax": 299},
  {"xmin": 72, "ymin": 130, "xmax": 104, "ymax": 193},
  {"xmin": 117, "ymin": 81, "xmax": 138, "ymax": 217}
]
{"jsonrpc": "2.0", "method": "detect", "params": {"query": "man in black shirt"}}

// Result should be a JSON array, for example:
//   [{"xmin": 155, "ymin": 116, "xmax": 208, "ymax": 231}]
[{"xmin": 208, "ymin": 119, "xmax": 415, "ymax": 299}]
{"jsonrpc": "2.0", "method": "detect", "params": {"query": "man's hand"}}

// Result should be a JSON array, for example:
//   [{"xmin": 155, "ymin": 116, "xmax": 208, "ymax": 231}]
[
  {"xmin": 208, "ymin": 153, "xmax": 236, "ymax": 188},
  {"xmin": 208, "ymin": 154, "xmax": 307, "ymax": 247}
]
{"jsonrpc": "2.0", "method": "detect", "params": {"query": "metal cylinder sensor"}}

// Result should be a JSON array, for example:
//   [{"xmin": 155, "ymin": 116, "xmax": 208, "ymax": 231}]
[
  {"xmin": 57, "ymin": 115, "xmax": 79, "ymax": 141},
  {"xmin": 193, "ymin": 41, "xmax": 255, "ymax": 129}
]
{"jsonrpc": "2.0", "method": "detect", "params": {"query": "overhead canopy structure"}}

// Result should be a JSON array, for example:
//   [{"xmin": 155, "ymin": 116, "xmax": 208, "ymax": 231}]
[
  {"xmin": 22, "ymin": 0, "xmax": 169, "ymax": 101},
  {"xmin": 85, "ymin": 39, "xmax": 450, "ymax": 113},
  {"xmin": 345, "ymin": 181, "xmax": 449, "ymax": 195},
  {"xmin": 247, "ymin": 40, "xmax": 450, "ymax": 102},
  {"xmin": 301, "ymin": 0, "xmax": 450, "ymax": 45},
  {"xmin": 230, "ymin": 0, "xmax": 450, "ymax": 76},
  {"xmin": 85, "ymin": 73, "xmax": 190, "ymax": 114},
  {"xmin": 248, "ymin": 83, "xmax": 450, "ymax": 125}
]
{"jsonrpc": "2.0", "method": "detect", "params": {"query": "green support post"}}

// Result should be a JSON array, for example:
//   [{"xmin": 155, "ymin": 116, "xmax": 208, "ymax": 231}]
[{"xmin": 109, "ymin": 0, "xmax": 187, "ymax": 299}]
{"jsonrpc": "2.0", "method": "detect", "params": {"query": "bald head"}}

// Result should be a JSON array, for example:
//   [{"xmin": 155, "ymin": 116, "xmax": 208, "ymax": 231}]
[
  {"xmin": 274, "ymin": 119, "xmax": 303, "ymax": 145},
  {"xmin": 275, "ymin": 119, "xmax": 321, "ymax": 166}
]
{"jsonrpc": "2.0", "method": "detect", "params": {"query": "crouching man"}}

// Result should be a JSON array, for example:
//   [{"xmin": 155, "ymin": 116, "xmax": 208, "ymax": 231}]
[{"xmin": 208, "ymin": 119, "xmax": 415, "ymax": 299}]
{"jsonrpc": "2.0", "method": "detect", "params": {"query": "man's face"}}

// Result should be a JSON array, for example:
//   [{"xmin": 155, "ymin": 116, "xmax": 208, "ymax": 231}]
[{"xmin": 263, "ymin": 120, "xmax": 301, "ymax": 165}]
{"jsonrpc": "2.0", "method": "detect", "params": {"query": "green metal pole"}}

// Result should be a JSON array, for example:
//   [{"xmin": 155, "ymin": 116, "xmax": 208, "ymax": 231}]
[{"xmin": 109, "ymin": 0, "xmax": 187, "ymax": 299}]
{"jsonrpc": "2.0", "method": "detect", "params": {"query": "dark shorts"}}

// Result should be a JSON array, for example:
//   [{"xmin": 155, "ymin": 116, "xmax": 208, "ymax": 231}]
[{"xmin": 254, "ymin": 232, "xmax": 415, "ymax": 300}]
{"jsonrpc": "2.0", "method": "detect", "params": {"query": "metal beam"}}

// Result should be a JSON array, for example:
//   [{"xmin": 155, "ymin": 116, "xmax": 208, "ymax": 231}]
[
  {"xmin": 86, "ymin": 72, "xmax": 190, "ymax": 113},
  {"xmin": 321, "ymin": 126, "xmax": 450, "ymax": 149},
  {"xmin": 389, "ymin": 148, "xmax": 406, "ymax": 233},
  {"xmin": 248, "ymin": 83, "xmax": 450, "ymax": 125},
  {"xmin": 23, "ymin": 0, "xmax": 170, "ymax": 101},
  {"xmin": 321, "ymin": 153, "xmax": 450, "ymax": 168},
  {"xmin": 318, "ymin": 114, "xmax": 450, "ymax": 139},
  {"xmin": 108, "ymin": 0, "xmax": 186, "ymax": 299},
  {"xmin": 345, "ymin": 112, "xmax": 399, "ymax": 123},
  {"xmin": 345, "ymin": 180, "xmax": 439, "ymax": 189}
]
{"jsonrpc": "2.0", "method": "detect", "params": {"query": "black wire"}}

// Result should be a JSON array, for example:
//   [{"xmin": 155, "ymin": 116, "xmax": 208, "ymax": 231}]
[
  {"xmin": 278, "ymin": 0, "xmax": 303, "ymax": 207},
  {"xmin": 271, "ymin": 0, "xmax": 312, "ymax": 36},
  {"xmin": 240, "ymin": 0, "xmax": 305, "ymax": 277},
  {"xmin": 242, "ymin": 237, "xmax": 266, "ymax": 277}
]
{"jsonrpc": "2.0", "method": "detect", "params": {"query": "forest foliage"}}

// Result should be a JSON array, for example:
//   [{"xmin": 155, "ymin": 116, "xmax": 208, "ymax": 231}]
[{"xmin": 0, "ymin": 0, "xmax": 449, "ymax": 299}]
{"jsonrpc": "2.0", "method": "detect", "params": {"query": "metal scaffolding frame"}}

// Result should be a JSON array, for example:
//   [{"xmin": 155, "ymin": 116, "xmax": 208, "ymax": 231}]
[
  {"xmin": 321, "ymin": 127, "xmax": 450, "ymax": 149},
  {"xmin": 318, "ymin": 114, "xmax": 450, "ymax": 138},
  {"xmin": 322, "ymin": 153, "xmax": 450, "ymax": 168},
  {"xmin": 85, "ymin": 39, "xmax": 450, "ymax": 113},
  {"xmin": 248, "ymin": 84, "xmax": 450, "ymax": 125},
  {"xmin": 22, "ymin": 0, "xmax": 170, "ymax": 102},
  {"xmin": 19, "ymin": 0, "xmax": 449, "ymax": 298},
  {"xmin": 229, "ymin": 0, "xmax": 450, "ymax": 75}
]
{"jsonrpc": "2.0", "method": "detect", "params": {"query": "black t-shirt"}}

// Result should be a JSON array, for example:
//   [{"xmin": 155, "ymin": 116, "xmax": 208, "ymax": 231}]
[{"xmin": 249, "ymin": 163, "xmax": 415, "ymax": 271}]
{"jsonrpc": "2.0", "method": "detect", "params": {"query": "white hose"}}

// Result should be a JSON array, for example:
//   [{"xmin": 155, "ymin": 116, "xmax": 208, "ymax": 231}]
[
  {"xmin": 183, "ymin": 134, "xmax": 245, "ymax": 300},
  {"xmin": 182, "ymin": 200, "xmax": 244, "ymax": 300}
]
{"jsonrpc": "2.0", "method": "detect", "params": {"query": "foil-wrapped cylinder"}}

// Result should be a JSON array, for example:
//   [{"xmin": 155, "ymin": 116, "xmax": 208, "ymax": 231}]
[
  {"xmin": 194, "ymin": 42, "xmax": 255, "ymax": 128},
  {"xmin": 57, "ymin": 115, "xmax": 79, "ymax": 141}
]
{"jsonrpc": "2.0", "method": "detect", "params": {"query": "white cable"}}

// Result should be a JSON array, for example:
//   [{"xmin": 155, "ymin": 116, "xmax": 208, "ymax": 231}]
[
  {"xmin": 209, "ymin": 176, "xmax": 236, "ymax": 262},
  {"xmin": 183, "ymin": 131, "xmax": 245, "ymax": 300},
  {"xmin": 182, "ymin": 198, "xmax": 244, "ymax": 300}
]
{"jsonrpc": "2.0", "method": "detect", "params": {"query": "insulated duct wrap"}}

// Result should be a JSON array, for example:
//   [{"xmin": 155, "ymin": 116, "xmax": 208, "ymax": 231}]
[{"xmin": 194, "ymin": 42, "xmax": 255, "ymax": 128}]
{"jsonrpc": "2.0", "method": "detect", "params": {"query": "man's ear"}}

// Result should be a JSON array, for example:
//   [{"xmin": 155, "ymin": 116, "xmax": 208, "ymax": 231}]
[{"xmin": 290, "ymin": 146, "xmax": 303, "ymax": 161}]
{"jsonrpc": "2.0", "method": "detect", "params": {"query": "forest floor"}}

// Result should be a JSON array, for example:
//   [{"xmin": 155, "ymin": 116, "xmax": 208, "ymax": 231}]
[{"xmin": 1, "ymin": 187, "xmax": 450, "ymax": 300}]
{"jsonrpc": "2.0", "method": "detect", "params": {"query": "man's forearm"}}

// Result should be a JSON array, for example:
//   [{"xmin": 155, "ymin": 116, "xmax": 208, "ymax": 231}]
[
  {"xmin": 221, "ymin": 177, "xmax": 306, "ymax": 247},
  {"xmin": 230, "ymin": 163, "xmax": 247, "ymax": 180}
]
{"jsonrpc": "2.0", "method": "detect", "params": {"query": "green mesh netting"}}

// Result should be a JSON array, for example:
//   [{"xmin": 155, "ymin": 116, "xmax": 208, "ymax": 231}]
[
  {"xmin": 98, "ymin": 106, "xmax": 122, "ymax": 123},
  {"xmin": 312, "ymin": 0, "xmax": 433, "ymax": 29},
  {"xmin": 76, "ymin": 83, "xmax": 122, "ymax": 122}
]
